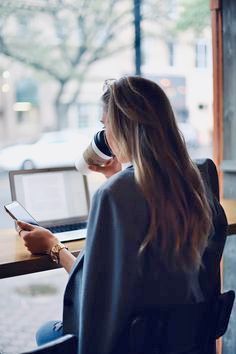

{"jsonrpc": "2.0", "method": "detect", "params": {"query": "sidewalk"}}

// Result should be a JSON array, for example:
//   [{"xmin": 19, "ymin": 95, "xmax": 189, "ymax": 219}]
[{"xmin": 0, "ymin": 269, "xmax": 68, "ymax": 354}]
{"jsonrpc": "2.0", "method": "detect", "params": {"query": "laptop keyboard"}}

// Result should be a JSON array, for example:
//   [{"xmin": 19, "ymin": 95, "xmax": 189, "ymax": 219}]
[{"xmin": 47, "ymin": 222, "xmax": 87, "ymax": 234}]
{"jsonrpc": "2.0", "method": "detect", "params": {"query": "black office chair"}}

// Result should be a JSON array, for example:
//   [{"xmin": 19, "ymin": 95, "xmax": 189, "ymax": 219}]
[
  {"xmin": 20, "ymin": 334, "xmax": 77, "ymax": 354},
  {"xmin": 195, "ymin": 158, "xmax": 220, "ymax": 201},
  {"xmin": 125, "ymin": 290, "xmax": 235, "ymax": 354},
  {"xmin": 19, "ymin": 291, "xmax": 234, "ymax": 354}
]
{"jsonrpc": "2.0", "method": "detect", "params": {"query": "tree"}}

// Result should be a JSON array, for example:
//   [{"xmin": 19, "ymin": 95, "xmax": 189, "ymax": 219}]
[
  {"xmin": 0, "ymin": 0, "xmax": 210, "ymax": 131},
  {"xmin": 175, "ymin": 0, "xmax": 210, "ymax": 34},
  {"xmin": 0, "ymin": 0, "xmax": 133, "ymax": 129},
  {"xmin": 142, "ymin": 0, "xmax": 210, "ymax": 40}
]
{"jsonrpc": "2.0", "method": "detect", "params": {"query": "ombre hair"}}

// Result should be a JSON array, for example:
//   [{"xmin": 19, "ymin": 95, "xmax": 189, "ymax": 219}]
[{"xmin": 102, "ymin": 76, "xmax": 212, "ymax": 272}]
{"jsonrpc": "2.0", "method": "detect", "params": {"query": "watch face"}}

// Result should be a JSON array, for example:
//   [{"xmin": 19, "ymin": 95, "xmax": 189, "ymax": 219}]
[
  {"xmin": 52, "ymin": 244, "xmax": 59, "ymax": 252},
  {"xmin": 50, "ymin": 243, "xmax": 66, "ymax": 263}
]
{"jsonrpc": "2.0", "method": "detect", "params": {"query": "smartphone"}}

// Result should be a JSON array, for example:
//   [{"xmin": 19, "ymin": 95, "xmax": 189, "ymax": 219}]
[{"xmin": 4, "ymin": 201, "xmax": 39, "ymax": 226}]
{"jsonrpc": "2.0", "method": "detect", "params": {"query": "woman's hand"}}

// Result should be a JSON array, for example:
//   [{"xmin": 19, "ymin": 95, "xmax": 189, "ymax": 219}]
[
  {"xmin": 16, "ymin": 220, "xmax": 58, "ymax": 255},
  {"xmin": 88, "ymin": 157, "xmax": 122, "ymax": 178}
]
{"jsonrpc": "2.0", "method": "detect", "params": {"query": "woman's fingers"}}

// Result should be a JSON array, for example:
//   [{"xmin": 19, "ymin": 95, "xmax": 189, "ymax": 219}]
[
  {"xmin": 88, "ymin": 157, "xmax": 122, "ymax": 178},
  {"xmin": 16, "ymin": 220, "xmax": 35, "ymax": 231},
  {"xmin": 16, "ymin": 220, "xmax": 58, "ymax": 254},
  {"xmin": 88, "ymin": 164, "xmax": 102, "ymax": 173},
  {"xmin": 19, "ymin": 226, "xmax": 58, "ymax": 255},
  {"xmin": 19, "ymin": 230, "xmax": 31, "ymax": 238}
]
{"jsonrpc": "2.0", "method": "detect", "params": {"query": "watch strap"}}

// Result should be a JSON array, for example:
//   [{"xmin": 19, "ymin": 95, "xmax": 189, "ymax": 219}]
[{"xmin": 50, "ymin": 242, "xmax": 68, "ymax": 264}]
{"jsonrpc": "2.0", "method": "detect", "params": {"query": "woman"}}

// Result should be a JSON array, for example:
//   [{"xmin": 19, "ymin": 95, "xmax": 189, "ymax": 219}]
[{"xmin": 17, "ymin": 76, "xmax": 226, "ymax": 354}]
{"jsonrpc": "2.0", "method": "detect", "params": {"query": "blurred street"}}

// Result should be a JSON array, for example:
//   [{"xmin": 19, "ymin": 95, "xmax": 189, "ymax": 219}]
[{"xmin": 0, "ymin": 269, "xmax": 68, "ymax": 354}]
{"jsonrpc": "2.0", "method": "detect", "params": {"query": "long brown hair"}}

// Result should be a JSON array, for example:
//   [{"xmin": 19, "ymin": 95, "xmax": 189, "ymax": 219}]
[{"xmin": 102, "ymin": 76, "xmax": 212, "ymax": 272}]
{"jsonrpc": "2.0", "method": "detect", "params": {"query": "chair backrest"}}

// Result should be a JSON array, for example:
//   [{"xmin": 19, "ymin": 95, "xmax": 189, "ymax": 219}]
[
  {"xmin": 195, "ymin": 158, "xmax": 220, "ymax": 201},
  {"xmin": 127, "ymin": 291, "xmax": 235, "ymax": 354},
  {"xmin": 20, "ymin": 334, "xmax": 77, "ymax": 354}
]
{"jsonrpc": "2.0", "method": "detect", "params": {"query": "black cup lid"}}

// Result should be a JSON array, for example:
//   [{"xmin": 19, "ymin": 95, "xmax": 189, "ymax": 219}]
[{"xmin": 94, "ymin": 130, "xmax": 114, "ymax": 157}]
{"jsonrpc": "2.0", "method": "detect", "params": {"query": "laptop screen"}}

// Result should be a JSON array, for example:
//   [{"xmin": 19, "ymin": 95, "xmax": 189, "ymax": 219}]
[{"xmin": 9, "ymin": 167, "xmax": 89, "ymax": 227}]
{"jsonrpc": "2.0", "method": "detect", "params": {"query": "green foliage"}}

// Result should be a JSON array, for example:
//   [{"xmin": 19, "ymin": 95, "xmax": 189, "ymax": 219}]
[{"xmin": 176, "ymin": 0, "xmax": 210, "ymax": 33}]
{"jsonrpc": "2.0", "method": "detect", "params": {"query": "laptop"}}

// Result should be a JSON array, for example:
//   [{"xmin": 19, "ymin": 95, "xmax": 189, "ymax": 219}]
[{"xmin": 9, "ymin": 166, "xmax": 89, "ymax": 242}]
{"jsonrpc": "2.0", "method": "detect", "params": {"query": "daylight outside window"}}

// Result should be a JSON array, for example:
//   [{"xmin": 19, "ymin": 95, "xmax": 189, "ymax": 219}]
[
  {"xmin": 0, "ymin": 0, "xmax": 212, "ymax": 226},
  {"xmin": 0, "ymin": 1, "xmax": 215, "ymax": 353}
]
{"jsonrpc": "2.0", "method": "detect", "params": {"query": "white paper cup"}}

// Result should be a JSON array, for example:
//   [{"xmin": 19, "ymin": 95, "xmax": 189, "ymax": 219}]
[
  {"xmin": 75, "ymin": 140, "xmax": 112, "ymax": 175},
  {"xmin": 75, "ymin": 155, "xmax": 91, "ymax": 175}
]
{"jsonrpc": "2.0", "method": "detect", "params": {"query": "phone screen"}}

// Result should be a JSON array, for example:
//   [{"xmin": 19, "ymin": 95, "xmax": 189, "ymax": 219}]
[{"xmin": 4, "ymin": 201, "xmax": 39, "ymax": 226}]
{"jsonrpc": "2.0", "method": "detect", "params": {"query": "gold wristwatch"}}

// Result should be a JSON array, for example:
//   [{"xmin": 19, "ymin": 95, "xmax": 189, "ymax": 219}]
[{"xmin": 50, "ymin": 242, "xmax": 68, "ymax": 264}]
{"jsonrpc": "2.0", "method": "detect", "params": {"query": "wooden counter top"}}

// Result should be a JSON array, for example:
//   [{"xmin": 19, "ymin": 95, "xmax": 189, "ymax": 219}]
[
  {"xmin": 0, "ymin": 229, "xmax": 85, "ymax": 279},
  {"xmin": 221, "ymin": 199, "xmax": 236, "ymax": 235},
  {"xmin": 0, "ymin": 198, "xmax": 235, "ymax": 279}
]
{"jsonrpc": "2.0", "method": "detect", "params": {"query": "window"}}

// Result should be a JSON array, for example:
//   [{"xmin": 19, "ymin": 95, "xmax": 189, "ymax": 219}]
[
  {"xmin": 195, "ymin": 41, "xmax": 208, "ymax": 68},
  {"xmin": 0, "ymin": 0, "xmax": 133, "ymax": 229},
  {"xmin": 0, "ymin": 3, "xmax": 215, "ymax": 353},
  {"xmin": 167, "ymin": 42, "xmax": 176, "ymax": 67},
  {"xmin": 0, "ymin": 0, "xmax": 213, "ymax": 226},
  {"xmin": 78, "ymin": 103, "xmax": 90, "ymax": 128}
]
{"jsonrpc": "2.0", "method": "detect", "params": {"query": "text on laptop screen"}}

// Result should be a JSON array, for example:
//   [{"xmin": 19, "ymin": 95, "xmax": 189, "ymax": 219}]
[{"xmin": 12, "ymin": 170, "xmax": 88, "ymax": 223}]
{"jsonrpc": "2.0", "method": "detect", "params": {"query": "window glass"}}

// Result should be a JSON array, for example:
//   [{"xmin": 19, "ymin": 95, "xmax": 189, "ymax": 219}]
[
  {"xmin": 167, "ymin": 42, "xmax": 176, "ymax": 67},
  {"xmin": 0, "ymin": 2, "xmax": 214, "ymax": 353},
  {"xmin": 142, "ymin": 0, "xmax": 212, "ymax": 160},
  {"xmin": 195, "ymin": 40, "xmax": 208, "ymax": 68},
  {"xmin": 0, "ymin": 0, "xmax": 212, "ymax": 230},
  {"xmin": 0, "ymin": 0, "xmax": 133, "ymax": 228}
]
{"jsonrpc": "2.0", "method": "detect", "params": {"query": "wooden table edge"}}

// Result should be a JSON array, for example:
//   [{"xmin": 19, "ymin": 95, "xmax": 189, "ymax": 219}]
[
  {"xmin": 0, "ymin": 246, "xmax": 83, "ymax": 279},
  {"xmin": 227, "ymin": 224, "xmax": 236, "ymax": 236}
]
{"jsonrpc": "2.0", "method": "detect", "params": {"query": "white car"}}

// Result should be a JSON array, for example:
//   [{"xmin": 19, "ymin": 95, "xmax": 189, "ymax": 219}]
[{"xmin": 0, "ymin": 130, "xmax": 92, "ymax": 171}]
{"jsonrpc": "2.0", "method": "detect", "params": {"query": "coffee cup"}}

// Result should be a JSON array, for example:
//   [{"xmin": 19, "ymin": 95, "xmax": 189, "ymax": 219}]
[{"xmin": 75, "ymin": 130, "xmax": 113, "ymax": 175}]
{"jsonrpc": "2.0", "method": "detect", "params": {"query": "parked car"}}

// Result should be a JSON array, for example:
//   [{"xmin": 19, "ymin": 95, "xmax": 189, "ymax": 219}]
[
  {"xmin": 0, "ymin": 130, "xmax": 91, "ymax": 171},
  {"xmin": 0, "ymin": 123, "xmax": 200, "ymax": 172}
]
